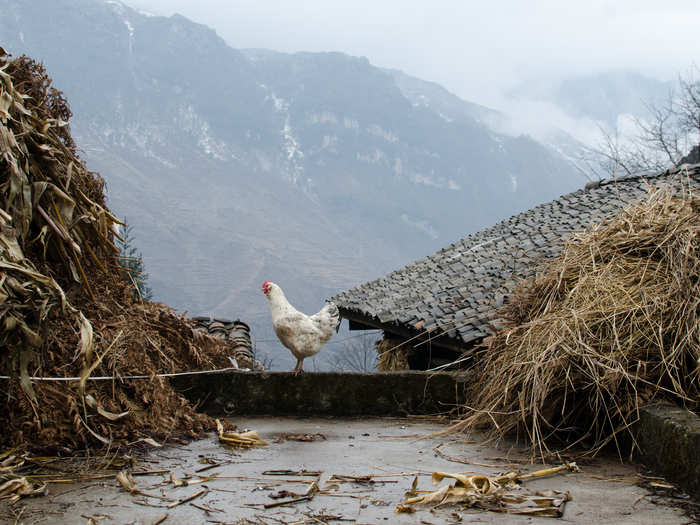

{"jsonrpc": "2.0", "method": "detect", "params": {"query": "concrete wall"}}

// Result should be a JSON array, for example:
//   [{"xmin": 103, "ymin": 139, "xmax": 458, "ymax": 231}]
[
  {"xmin": 634, "ymin": 403, "xmax": 700, "ymax": 499},
  {"xmin": 170, "ymin": 370, "xmax": 468, "ymax": 417}
]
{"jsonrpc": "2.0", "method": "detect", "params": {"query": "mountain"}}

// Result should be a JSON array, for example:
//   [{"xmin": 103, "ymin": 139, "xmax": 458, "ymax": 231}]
[
  {"xmin": 383, "ymin": 68, "xmax": 499, "ymax": 125},
  {"xmin": 0, "ymin": 0, "xmax": 583, "ymax": 368}
]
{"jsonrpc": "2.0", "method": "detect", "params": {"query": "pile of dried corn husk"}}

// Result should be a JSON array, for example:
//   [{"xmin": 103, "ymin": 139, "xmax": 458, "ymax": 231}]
[
  {"xmin": 451, "ymin": 187, "xmax": 700, "ymax": 457},
  {"xmin": 0, "ymin": 52, "xmax": 238, "ymax": 452},
  {"xmin": 215, "ymin": 419, "xmax": 268, "ymax": 448},
  {"xmin": 398, "ymin": 463, "xmax": 578, "ymax": 517}
]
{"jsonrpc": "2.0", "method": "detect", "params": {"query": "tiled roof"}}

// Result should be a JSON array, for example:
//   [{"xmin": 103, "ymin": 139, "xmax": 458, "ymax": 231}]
[
  {"xmin": 191, "ymin": 317, "xmax": 262, "ymax": 369},
  {"xmin": 332, "ymin": 163, "xmax": 700, "ymax": 349}
]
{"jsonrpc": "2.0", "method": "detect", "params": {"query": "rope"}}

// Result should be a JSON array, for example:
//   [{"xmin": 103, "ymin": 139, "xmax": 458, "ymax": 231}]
[
  {"xmin": 426, "ymin": 355, "xmax": 473, "ymax": 372},
  {"xmin": 2, "ymin": 332, "xmax": 384, "ymax": 381},
  {"xmin": 0, "ymin": 367, "xmax": 241, "ymax": 382}
]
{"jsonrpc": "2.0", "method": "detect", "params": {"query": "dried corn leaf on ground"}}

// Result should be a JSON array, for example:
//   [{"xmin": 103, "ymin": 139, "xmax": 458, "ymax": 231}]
[
  {"xmin": 401, "ymin": 463, "xmax": 578, "ymax": 517},
  {"xmin": 0, "ymin": 51, "xmax": 238, "ymax": 453},
  {"xmin": 451, "ymin": 186, "xmax": 700, "ymax": 457}
]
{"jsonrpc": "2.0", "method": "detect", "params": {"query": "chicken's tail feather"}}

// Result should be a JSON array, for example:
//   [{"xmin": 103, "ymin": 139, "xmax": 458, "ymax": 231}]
[{"xmin": 325, "ymin": 300, "xmax": 341, "ymax": 332}]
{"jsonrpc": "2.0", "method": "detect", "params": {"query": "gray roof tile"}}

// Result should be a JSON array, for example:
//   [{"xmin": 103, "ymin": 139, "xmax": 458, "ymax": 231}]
[{"xmin": 332, "ymin": 164, "xmax": 700, "ymax": 348}]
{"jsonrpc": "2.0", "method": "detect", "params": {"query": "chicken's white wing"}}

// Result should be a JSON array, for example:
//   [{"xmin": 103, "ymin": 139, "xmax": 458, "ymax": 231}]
[
  {"xmin": 310, "ymin": 302, "xmax": 340, "ymax": 342},
  {"xmin": 273, "ymin": 312, "xmax": 325, "ymax": 358}
]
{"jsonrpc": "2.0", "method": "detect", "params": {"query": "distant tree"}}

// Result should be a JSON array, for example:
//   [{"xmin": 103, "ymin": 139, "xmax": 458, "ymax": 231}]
[
  {"xmin": 330, "ymin": 336, "xmax": 378, "ymax": 372},
  {"xmin": 252, "ymin": 342, "xmax": 275, "ymax": 371},
  {"xmin": 116, "ymin": 219, "xmax": 153, "ymax": 301},
  {"xmin": 584, "ymin": 66, "xmax": 700, "ymax": 178}
]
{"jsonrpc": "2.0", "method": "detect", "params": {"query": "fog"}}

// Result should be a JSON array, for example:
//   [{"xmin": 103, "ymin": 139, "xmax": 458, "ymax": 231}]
[{"xmin": 128, "ymin": 0, "xmax": 699, "ymax": 145}]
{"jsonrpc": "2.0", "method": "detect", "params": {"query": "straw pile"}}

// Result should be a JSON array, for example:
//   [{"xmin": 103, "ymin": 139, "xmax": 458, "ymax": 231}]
[
  {"xmin": 0, "ymin": 51, "xmax": 238, "ymax": 453},
  {"xmin": 451, "ymin": 187, "xmax": 700, "ymax": 457},
  {"xmin": 376, "ymin": 336, "xmax": 410, "ymax": 371}
]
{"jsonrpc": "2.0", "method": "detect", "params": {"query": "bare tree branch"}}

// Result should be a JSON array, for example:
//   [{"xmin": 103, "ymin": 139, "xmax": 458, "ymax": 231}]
[
  {"xmin": 329, "ymin": 336, "xmax": 379, "ymax": 372},
  {"xmin": 591, "ymin": 66, "xmax": 699, "ymax": 178}
]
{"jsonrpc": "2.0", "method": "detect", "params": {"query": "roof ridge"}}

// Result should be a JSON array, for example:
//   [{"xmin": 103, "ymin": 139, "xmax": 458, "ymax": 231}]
[{"xmin": 584, "ymin": 162, "xmax": 700, "ymax": 190}]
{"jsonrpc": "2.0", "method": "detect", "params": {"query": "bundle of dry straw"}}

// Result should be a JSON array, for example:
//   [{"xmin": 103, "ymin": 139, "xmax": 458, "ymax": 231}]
[
  {"xmin": 376, "ymin": 336, "xmax": 410, "ymax": 371},
  {"xmin": 452, "ymin": 186, "xmax": 700, "ymax": 457}
]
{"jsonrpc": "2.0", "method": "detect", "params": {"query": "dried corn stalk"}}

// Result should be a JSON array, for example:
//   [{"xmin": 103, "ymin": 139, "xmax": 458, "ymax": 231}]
[
  {"xmin": 0, "ymin": 52, "xmax": 241, "ymax": 454},
  {"xmin": 215, "ymin": 419, "xmax": 268, "ymax": 448},
  {"xmin": 1, "ymin": 53, "xmax": 107, "ymax": 408},
  {"xmin": 400, "ymin": 463, "xmax": 578, "ymax": 517},
  {"xmin": 0, "ymin": 477, "xmax": 47, "ymax": 504}
]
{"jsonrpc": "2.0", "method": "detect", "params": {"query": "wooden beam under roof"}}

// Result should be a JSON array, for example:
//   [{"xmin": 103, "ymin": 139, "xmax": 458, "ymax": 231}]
[{"xmin": 341, "ymin": 308, "xmax": 467, "ymax": 354}]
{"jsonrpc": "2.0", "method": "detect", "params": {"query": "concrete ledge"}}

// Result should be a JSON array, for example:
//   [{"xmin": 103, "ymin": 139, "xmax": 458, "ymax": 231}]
[
  {"xmin": 170, "ymin": 370, "xmax": 467, "ymax": 417},
  {"xmin": 634, "ymin": 403, "xmax": 700, "ymax": 499}
]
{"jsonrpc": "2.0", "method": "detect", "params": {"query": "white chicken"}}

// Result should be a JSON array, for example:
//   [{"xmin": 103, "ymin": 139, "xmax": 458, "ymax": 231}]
[{"xmin": 262, "ymin": 281, "xmax": 340, "ymax": 374}]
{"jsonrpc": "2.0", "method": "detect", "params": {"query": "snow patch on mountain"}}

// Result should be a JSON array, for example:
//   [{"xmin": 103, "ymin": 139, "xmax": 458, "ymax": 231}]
[
  {"xmin": 357, "ymin": 148, "xmax": 388, "ymax": 165},
  {"xmin": 98, "ymin": 119, "xmax": 177, "ymax": 169},
  {"xmin": 409, "ymin": 172, "xmax": 439, "ymax": 187},
  {"xmin": 367, "ymin": 124, "xmax": 398, "ymax": 143},
  {"xmin": 282, "ymin": 116, "xmax": 304, "ymax": 184},
  {"xmin": 141, "ymin": 147, "xmax": 177, "ymax": 169},
  {"xmin": 407, "ymin": 171, "xmax": 460, "ymax": 191},
  {"xmin": 178, "ymin": 104, "xmax": 231, "ymax": 161},
  {"xmin": 259, "ymin": 85, "xmax": 306, "ymax": 184},
  {"xmin": 104, "ymin": 0, "xmax": 125, "ymax": 13},
  {"xmin": 124, "ymin": 20, "xmax": 134, "ymax": 54},
  {"xmin": 266, "ymin": 92, "xmax": 288, "ymax": 112},
  {"xmin": 401, "ymin": 214, "xmax": 439, "ymax": 239},
  {"xmin": 134, "ymin": 7, "xmax": 157, "ymax": 17},
  {"xmin": 320, "ymin": 135, "xmax": 338, "ymax": 152},
  {"xmin": 344, "ymin": 117, "xmax": 360, "ymax": 131},
  {"xmin": 307, "ymin": 111, "xmax": 338, "ymax": 125},
  {"xmin": 105, "ymin": 0, "xmax": 134, "ymax": 54},
  {"xmin": 409, "ymin": 94, "xmax": 430, "ymax": 107}
]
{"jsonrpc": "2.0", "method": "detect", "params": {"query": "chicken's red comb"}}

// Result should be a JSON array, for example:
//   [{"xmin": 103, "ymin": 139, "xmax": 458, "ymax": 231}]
[{"xmin": 262, "ymin": 281, "xmax": 271, "ymax": 290}]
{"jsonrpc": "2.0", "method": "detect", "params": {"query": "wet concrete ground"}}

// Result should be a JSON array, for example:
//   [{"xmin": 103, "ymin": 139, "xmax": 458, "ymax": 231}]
[{"xmin": 3, "ymin": 417, "xmax": 687, "ymax": 524}]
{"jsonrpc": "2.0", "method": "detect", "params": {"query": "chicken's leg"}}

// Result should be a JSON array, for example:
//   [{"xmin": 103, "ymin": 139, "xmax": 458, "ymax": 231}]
[{"xmin": 292, "ymin": 357, "xmax": 304, "ymax": 375}]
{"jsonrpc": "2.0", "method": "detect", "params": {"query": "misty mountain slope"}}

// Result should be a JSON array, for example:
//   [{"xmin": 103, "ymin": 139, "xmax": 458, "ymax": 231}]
[
  {"xmin": 512, "ymin": 71, "xmax": 672, "ymax": 131},
  {"xmin": 385, "ymin": 68, "xmax": 498, "ymax": 125},
  {"xmin": 1, "ymin": 0, "xmax": 583, "ymax": 368},
  {"xmin": 553, "ymin": 72, "xmax": 671, "ymax": 127},
  {"xmin": 241, "ymin": 48, "xmax": 581, "ymax": 244}
]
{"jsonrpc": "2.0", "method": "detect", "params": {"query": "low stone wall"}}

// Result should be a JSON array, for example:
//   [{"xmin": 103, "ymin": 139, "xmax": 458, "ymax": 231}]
[
  {"xmin": 634, "ymin": 403, "xmax": 700, "ymax": 499},
  {"xmin": 170, "ymin": 370, "xmax": 468, "ymax": 417}
]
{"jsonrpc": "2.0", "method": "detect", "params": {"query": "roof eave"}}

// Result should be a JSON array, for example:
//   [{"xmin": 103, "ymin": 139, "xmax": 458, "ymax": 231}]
[{"xmin": 339, "ymin": 307, "xmax": 473, "ymax": 354}]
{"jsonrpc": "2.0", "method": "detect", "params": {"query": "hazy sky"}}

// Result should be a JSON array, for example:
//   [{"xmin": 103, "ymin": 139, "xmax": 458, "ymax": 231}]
[{"xmin": 129, "ymin": 0, "xmax": 699, "ymax": 109}]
